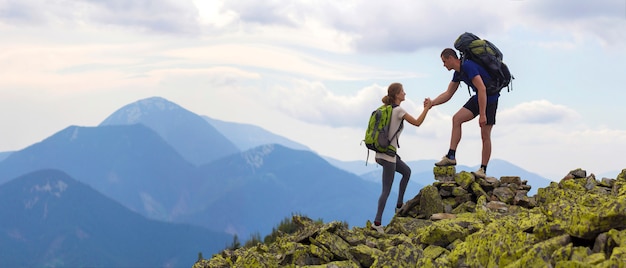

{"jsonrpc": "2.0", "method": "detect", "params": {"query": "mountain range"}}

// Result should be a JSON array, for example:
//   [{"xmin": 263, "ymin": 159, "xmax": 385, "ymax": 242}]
[
  {"xmin": 0, "ymin": 169, "xmax": 231, "ymax": 268},
  {"xmin": 0, "ymin": 96, "xmax": 557, "ymax": 267},
  {"xmin": 0, "ymin": 124, "xmax": 200, "ymax": 221}
]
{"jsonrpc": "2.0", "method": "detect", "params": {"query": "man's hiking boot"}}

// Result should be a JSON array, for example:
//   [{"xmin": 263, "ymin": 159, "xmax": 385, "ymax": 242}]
[
  {"xmin": 435, "ymin": 155, "xmax": 456, "ymax": 166},
  {"xmin": 371, "ymin": 224, "xmax": 385, "ymax": 234},
  {"xmin": 472, "ymin": 167, "xmax": 486, "ymax": 179}
]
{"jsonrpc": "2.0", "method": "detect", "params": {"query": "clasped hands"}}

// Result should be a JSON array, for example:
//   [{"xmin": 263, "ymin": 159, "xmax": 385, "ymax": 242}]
[{"xmin": 423, "ymin": 98, "xmax": 433, "ymax": 109}]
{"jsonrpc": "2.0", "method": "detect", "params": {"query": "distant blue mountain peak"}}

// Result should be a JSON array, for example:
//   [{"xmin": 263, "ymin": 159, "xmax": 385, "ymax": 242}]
[
  {"xmin": 132, "ymin": 96, "xmax": 183, "ymax": 114},
  {"xmin": 100, "ymin": 96, "xmax": 182, "ymax": 125},
  {"xmin": 97, "ymin": 96, "xmax": 240, "ymax": 165}
]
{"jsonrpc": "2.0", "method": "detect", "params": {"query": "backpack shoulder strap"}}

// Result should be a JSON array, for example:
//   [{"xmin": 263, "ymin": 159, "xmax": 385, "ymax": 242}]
[
  {"xmin": 388, "ymin": 104, "xmax": 404, "ymax": 148},
  {"xmin": 458, "ymin": 58, "xmax": 472, "ymax": 96}
]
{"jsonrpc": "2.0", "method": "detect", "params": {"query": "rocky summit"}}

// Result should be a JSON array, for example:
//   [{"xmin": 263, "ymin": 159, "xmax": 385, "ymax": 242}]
[{"xmin": 194, "ymin": 168, "xmax": 626, "ymax": 267}]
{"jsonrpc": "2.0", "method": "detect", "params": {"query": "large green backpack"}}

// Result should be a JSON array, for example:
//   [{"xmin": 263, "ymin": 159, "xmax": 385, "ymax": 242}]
[
  {"xmin": 454, "ymin": 32, "xmax": 513, "ymax": 95},
  {"xmin": 363, "ymin": 104, "xmax": 403, "ymax": 161}
]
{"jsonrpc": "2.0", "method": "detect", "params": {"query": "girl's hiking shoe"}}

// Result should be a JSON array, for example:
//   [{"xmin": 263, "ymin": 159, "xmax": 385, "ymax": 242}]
[
  {"xmin": 371, "ymin": 224, "xmax": 385, "ymax": 234},
  {"xmin": 395, "ymin": 203, "xmax": 406, "ymax": 214},
  {"xmin": 472, "ymin": 167, "xmax": 486, "ymax": 179},
  {"xmin": 435, "ymin": 155, "xmax": 457, "ymax": 166}
]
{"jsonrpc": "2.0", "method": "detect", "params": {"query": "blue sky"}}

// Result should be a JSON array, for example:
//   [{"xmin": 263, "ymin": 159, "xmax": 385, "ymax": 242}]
[{"xmin": 0, "ymin": 0, "xmax": 624, "ymax": 179}]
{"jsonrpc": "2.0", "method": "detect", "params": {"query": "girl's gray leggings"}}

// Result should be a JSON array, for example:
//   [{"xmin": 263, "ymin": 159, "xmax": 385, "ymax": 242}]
[{"xmin": 374, "ymin": 155, "xmax": 411, "ymax": 224}]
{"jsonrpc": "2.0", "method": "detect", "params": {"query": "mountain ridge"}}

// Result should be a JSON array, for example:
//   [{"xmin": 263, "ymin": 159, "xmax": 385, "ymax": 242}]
[
  {"xmin": 203, "ymin": 116, "xmax": 310, "ymax": 152},
  {"xmin": 0, "ymin": 169, "xmax": 232, "ymax": 268}
]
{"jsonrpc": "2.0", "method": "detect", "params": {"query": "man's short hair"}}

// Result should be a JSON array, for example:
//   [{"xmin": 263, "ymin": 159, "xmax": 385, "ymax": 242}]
[{"xmin": 441, "ymin": 48, "xmax": 458, "ymax": 59}]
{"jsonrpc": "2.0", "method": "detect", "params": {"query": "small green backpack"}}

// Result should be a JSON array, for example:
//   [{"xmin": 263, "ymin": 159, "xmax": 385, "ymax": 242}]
[{"xmin": 363, "ymin": 104, "xmax": 403, "ymax": 163}]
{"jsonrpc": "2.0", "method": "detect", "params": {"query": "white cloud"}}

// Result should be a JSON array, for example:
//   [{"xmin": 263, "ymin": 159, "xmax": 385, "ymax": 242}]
[
  {"xmin": 518, "ymin": 1, "xmax": 626, "ymax": 49},
  {"xmin": 522, "ymin": 0, "xmax": 624, "ymax": 20},
  {"xmin": 212, "ymin": 0, "xmax": 512, "ymax": 52},
  {"xmin": 85, "ymin": 0, "xmax": 200, "ymax": 34},
  {"xmin": 269, "ymin": 81, "xmax": 384, "ymax": 127},
  {"xmin": 493, "ymin": 122, "xmax": 626, "ymax": 179},
  {"xmin": 193, "ymin": 0, "xmax": 238, "ymax": 28},
  {"xmin": 498, "ymin": 100, "xmax": 581, "ymax": 125},
  {"xmin": 3, "ymin": 0, "xmax": 623, "ymax": 51},
  {"xmin": 0, "ymin": 39, "xmax": 165, "ymax": 94},
  {"xmin": 208, "ymin": 0, "xmax": 626, "ymax": 52},
  {"xmin": 164, "ymin": 43, "xmax": 424, "ymax": 82},
  {"xmin": 0, "ymin": 0, "xmax": 200, "ymax": 34}
]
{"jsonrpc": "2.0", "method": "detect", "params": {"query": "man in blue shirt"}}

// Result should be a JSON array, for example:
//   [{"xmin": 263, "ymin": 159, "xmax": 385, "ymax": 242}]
[{"xmin": 425, "ymin": 48, "xmax": 499, "ymax": 178}]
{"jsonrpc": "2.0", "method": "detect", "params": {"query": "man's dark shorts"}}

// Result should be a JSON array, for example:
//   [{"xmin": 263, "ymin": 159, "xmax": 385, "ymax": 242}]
[{"xmin": 462, "ymin": 94, "xmax": 499, "ymax": 125}]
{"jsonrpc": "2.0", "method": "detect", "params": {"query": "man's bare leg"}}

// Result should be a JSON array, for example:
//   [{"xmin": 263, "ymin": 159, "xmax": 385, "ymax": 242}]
[
  {"xmin": 480, "ymin": 124, "xmax": 493, "ymax": 166},
  {"xmin": 449, "ymin": 108, "xmax": 475, "ymax": 151},
  {"xmin": 436, "ymin": 108, "xmax": 476, "ymax": 166}
]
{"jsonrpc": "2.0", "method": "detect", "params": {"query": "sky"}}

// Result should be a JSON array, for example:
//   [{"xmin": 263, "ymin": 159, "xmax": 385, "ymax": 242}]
[{"xmin": 0, "ymin": 0, "xmax": 624, "ymax": 180}]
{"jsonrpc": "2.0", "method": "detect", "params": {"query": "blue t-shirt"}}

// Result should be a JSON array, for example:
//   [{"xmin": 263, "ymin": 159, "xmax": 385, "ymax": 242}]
[{"xmin": 452, "ymin": 59, "xmax": 492, "ymax": 93}]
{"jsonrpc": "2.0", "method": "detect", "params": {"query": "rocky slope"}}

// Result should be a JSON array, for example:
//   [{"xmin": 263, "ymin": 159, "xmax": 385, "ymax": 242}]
[{"xmin": 194, "ymin": 167, "xmax": 626, "ymax": 267}]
